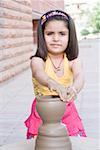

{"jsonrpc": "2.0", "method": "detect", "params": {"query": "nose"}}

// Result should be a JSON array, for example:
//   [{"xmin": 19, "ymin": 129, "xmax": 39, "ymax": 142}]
[{"xmin": 53, "ymin": 34, "xmax": 59, "ymax": 41}]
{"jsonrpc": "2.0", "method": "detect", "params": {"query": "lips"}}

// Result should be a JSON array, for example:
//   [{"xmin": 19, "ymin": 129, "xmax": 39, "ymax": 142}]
[{"xmin": 51, "ymin": 44, "xmax": 61, "ymax": 46}]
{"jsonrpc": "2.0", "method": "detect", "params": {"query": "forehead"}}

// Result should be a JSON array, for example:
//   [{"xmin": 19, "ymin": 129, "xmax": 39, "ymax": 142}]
[{"xmin": 44, "ymin": 20, "xmax": 68, "ymax": 30}]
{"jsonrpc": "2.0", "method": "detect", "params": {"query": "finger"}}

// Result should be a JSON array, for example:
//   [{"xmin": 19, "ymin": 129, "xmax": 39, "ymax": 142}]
[
  {"xmin": 61, "ymin": 90, "xmax": 68, "ymax": 101},
  {"xmin": 57, "ymin": 86, "xmax": 67, "ymax": 101},
  {"xmin": 49, "ymin": 87, "xmax": 56, "ymax": 92},
  {"xmin": 67, "ymin": 94, "xmax": 75, "ymax": 103},
  {"xmin": 59, "ymin": 92, "xmax": 67, "ymax": 102},
  {"xmin": 59, "ymin": 92, "xmax": 65, "ymax": 101}
]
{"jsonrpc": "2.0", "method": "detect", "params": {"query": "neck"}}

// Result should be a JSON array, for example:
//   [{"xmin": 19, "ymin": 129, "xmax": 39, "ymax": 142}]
[
  {"xmin": 48, "ymin": 53, "xmax": 64, "ymax": 71},
  {"xmin": 48, "ymin": 53, "xmax": 64, "ymax": 59}
]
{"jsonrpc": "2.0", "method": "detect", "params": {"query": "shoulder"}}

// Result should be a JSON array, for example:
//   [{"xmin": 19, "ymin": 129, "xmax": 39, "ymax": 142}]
[
  {"xmin": 69, "ymin": 57, "xmax": 82, "ymax": 68},
  {"xmin": 30, "ymin": 57, "xmax": 45, "ymax": 68},
  {"xmin": 30, "ymin": 57, "xmax": 45, "ymax": 77}
]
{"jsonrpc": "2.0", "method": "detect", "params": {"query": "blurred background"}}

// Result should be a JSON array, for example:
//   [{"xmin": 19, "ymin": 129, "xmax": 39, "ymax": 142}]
[{"xmin": 0, "ymin": 0, "xmax": 100, "ymax": 147}]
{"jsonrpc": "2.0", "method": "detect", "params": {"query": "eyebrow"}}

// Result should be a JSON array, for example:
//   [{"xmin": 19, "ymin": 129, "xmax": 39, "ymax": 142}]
[
  {"xmin": 44, "ymin": 31, "xmax": 69, "ymax": 35},
  {"xmin": 44, "ymin": 30, "xmax": 68, "ymax": 32}
]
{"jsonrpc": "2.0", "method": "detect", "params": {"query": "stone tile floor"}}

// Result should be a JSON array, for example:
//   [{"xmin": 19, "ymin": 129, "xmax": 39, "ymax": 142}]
[{"xmin": 0, "ymin": 39, "xmax": 100, "ymax": 146}]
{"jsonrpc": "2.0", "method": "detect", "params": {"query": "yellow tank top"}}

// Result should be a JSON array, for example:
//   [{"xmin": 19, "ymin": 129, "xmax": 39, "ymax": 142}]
[{"xmin": 32, "ymin": 53, "xmax": 73, "ymax": 96}]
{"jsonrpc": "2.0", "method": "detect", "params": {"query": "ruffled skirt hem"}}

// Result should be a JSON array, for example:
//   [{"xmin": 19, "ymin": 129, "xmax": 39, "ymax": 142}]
[{"xmin": 24, "ymin": 99, "xmax": 87, "ymax": 139}]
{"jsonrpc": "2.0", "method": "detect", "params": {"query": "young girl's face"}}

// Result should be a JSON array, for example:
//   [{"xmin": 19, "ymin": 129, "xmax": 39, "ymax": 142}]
[{"xmin": 44, "ymin": 20, "xmax": 69, "ymax": 55}]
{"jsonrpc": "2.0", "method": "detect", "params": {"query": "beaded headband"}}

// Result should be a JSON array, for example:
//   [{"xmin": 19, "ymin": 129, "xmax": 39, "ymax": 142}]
[{"xmin": 41, "ymin": 10, "xmax": 68, "ymax": 25}]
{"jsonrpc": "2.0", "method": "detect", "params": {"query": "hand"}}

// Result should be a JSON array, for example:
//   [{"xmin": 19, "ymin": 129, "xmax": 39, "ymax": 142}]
[
  {"xmin": 55, "ymin": 84, "xmax": 68, "ymax": 102},
  {"xmin": 66, "ymin": 86, "xmax": 77, "ymax": 102},
  {"xmin": 48, "ymin": 79, "xmax": 68, "ymax": 101},
  {"xmin": 56, "ymin": 85, "xmax": 77, "ymax": 102}
]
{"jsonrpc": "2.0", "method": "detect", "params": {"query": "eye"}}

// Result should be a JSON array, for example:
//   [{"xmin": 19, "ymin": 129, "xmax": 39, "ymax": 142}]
[
  {"xmin": 59, "ymin": 32, "xmax": 67, "ymax": 35},
  {"xmin": 46, "ymin": 32, "xmax": 54, "ymax": 35}
]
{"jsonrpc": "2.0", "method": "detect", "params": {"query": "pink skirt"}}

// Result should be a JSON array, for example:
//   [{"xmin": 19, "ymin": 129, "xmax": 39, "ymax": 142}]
[{"xmin": 24, "ymin": 98, "xmax": 86, "ymax": 139}]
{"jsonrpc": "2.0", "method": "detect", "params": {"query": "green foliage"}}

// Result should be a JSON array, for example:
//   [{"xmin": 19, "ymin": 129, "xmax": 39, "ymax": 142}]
[
  {"xmin": 81, "ymin": 29, "xmax": 90, "ymax": 36},
  {"xmin": 92, "ymin": 30, "xmax": 99, "ymax": 34},
  {"xmin": 88, "ymin": 2, "xmax": 100, "ymax": 33}
]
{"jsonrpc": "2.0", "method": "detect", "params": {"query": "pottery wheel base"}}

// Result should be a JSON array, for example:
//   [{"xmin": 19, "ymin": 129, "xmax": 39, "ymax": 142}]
[{"xmin": 35, "ymin": 135, "xmax": 72, "ymax": 150}]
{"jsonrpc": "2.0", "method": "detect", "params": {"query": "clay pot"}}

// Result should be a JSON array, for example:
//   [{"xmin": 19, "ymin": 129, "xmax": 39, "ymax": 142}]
[{"xmin": 35, "ymin": 95, "xmax": 72, "ymax": 150}]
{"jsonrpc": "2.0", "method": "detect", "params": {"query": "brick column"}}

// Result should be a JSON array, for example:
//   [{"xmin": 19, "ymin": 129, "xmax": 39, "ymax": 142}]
[{"xmin": 0, "ymin": 0, "xmax": 34, "ymax": 83}]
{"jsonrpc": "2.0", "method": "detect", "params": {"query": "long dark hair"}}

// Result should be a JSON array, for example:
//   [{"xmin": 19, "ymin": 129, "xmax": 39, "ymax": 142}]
[{"xmin": 33, "ymin": 10, "xmax": 79, "ymax": 61}]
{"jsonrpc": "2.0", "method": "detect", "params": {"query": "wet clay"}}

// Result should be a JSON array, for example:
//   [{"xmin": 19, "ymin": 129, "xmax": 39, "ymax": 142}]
[{"xmin": 35, "ymin": 95, "xmax": 72, "ymax": 150}]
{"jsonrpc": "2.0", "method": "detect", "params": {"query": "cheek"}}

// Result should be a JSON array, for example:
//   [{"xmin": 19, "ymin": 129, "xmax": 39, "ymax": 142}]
[
  {"xmin": 44, "ymin": 35, "xmax": 50, "ymax": 43},
  {"xmin": 63, "ymin": 37, "xmax": 68, "ymax": 44},
  {"xmin": 44, "ymin": 37, "xmax": 50, "ymax": 49},
  {"xmin": 63, "ymin": 38, "xmax": 68, "ymax": 49}
]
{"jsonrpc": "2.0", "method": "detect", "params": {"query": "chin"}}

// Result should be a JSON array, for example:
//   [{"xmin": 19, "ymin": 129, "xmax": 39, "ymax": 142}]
[{"xmin": 50, "ymin": 49, "xmax": 64, "ymax": 53}]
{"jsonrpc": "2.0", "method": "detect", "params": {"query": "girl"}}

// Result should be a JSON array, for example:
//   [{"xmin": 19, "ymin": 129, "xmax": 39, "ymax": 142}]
[{"xmin": 25, "ymin": 10, "xmax": 86, "ymax": 139}]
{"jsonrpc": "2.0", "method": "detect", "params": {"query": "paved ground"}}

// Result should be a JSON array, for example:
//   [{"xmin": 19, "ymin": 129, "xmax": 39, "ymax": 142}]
[{"xmin": 0, "ymin": 38, "xmax": 100, "ymax": 146}]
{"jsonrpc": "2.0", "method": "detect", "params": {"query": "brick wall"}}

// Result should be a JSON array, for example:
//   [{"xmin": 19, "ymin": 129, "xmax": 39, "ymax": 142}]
[
  {"xmin": 32, "ymin": 0, "xmax": 64, "ymax": 18},
  {"xmin": 31, "ymin": 0, "xmax": 64, "ymax": 44},
  {"xmin": 0, "ymin": 0, "xmax": 64, "ymax": 83},
  {"xmin": 0, "ymin": 0, "xmax": 34, "ymax": 83}
]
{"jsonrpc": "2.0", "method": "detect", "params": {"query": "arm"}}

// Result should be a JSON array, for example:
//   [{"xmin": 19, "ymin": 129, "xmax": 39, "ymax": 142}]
[
  {"xmin": 71, "ymin": 57, "xmax": 85, "ymax": 93},
  {"xmin": 30, "ymin": 57, "xmax": 50, "ymax": 86},
  {"xmin": 67, "ymin": 58, "xmax": 85, "ymax": 101},
  {"xmin": 30, "ymin": 57, "xmax": 67, "ymax": 101}
]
